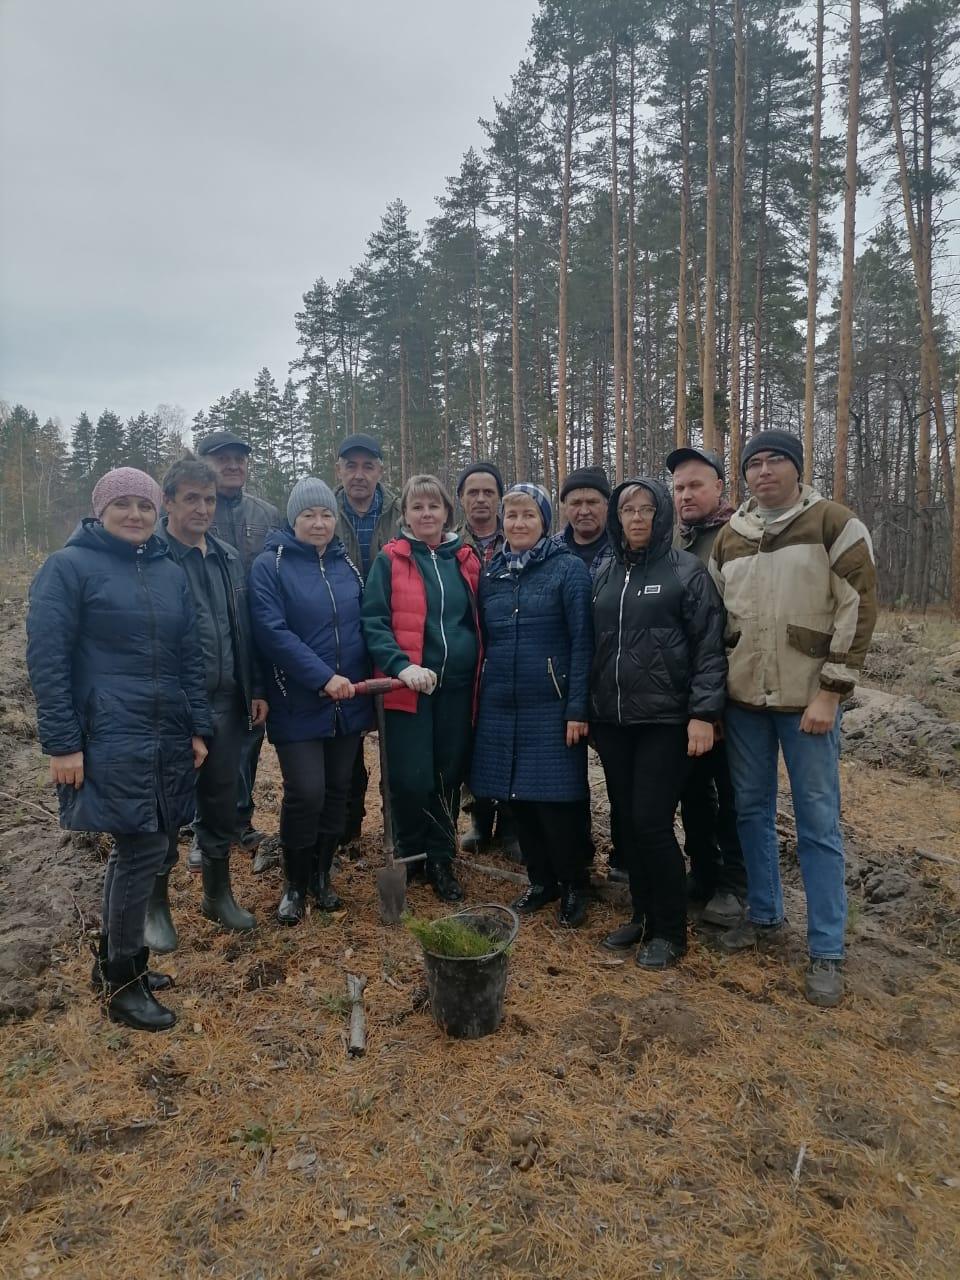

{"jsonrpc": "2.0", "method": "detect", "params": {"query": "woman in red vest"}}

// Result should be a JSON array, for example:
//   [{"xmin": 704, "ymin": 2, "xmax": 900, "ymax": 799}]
[{"xmin": 362, "ymin": 474, "xmax": 481, "ymax": 901}]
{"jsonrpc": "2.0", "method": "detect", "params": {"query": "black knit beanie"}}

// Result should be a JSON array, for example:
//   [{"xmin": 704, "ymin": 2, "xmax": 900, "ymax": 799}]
[
  {"xmin": 456, "ymin": 461, "xmax": 504, "ymax": 497},
  {"xmin": 740, "ymin": 430, "xmax": 803, "ymax": 479},
  {"xmin": 560, "ymin": 465, "xmax": 612, "ymax": 502}
]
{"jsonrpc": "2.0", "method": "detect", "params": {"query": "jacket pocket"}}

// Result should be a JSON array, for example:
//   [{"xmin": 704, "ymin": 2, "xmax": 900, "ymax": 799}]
[
  {"xmin": 724, "ymin": 630, "xmax": 742, "ymax": 650},
  {"xmin": 786, "ymin": 623, "xmax": 832, "ymax": 660},
  {"xmin": 547, "ymin": 658, "xmax": 567, "ymax": 700}
]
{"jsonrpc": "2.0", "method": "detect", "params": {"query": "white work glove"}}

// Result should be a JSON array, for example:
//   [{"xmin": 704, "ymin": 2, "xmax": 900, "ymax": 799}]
[{"xmin": 397, "ymin": 664, "xmax": 438, "ymax": 694}]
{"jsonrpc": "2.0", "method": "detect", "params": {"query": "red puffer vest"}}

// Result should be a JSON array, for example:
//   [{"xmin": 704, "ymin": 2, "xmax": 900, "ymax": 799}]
[{"xmin": 375, "ymin": 537, "xmax": 482, "ymax": 716}]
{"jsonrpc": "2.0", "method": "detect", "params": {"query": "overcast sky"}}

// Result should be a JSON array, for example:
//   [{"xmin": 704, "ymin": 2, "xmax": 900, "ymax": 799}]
[{"xmin": 0, "ymin": 0, "xmax": 538, "ymax": 430}]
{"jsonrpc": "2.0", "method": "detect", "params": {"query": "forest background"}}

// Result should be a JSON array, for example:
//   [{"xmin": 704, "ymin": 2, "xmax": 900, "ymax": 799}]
[{"xmin": 2, "ymin": 0, "xmax": 959, "ymax": 612}]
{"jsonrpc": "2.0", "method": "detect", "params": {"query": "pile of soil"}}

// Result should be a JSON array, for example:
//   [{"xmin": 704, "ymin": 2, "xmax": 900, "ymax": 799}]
[{"xmin": 841, "ymin": 686, "xmax": 960, "ymax": 778}]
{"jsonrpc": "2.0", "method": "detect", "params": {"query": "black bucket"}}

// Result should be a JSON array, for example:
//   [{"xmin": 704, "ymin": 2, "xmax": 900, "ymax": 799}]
[{"xmin": 420, "ymin": 903, "xmax": 520, "ymax": 1040}]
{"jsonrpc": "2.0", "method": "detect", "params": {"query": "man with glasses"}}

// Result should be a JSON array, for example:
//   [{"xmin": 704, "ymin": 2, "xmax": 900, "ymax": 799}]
[
  {"xmin": 666, "ymin": 445, "xmax": 747, "ymax": 929},
  {"xmin": 709, "ymin": 430, "xmax": 877, "ymax": 1007}
]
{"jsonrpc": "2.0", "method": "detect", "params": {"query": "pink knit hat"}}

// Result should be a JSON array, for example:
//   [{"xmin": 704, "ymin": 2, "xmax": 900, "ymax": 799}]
[{"xmin": 91, "ymin": 467, "xmax": 164, "ymax": 521}]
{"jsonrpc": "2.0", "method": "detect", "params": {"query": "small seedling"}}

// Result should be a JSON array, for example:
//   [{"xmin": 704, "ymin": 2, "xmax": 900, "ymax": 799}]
[{"xmin": 406, "ymin": 915, "xmax": 508, "ymax": 959}]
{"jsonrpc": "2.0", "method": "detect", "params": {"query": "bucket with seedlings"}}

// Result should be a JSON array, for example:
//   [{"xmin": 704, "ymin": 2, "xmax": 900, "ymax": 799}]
[{"xmin": 407, "ymin": 903, "xmax": 519, "ymax": 1039}]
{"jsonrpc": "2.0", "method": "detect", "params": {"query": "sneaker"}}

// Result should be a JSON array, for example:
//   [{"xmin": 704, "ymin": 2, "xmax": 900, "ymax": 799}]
[
  {"xmin": 460, "ymin": 822, "xmax": 491, "ymax": 854},
  {"xmin": 601, "ymin": 920, "xmax": 647, "ymax": 951},
  {"xmin": 805, "ymin": 959, "xmax": 844, "ymax": 1008},
  {"xmin": 511, "ymin": 883, "xmax": 559, "ymax": 914},
  {"xmin": 701, "ymin": 891, "xmax": 744, "ymax": 929},
  {"xmin": 557, "ymin": 883, "xmax": 589, "ymax": 928},
  {"xmin": 239, "ymin": 826, "xmax": 265, "ymax": 853},
  {"xmin": 252, "ymin": 836, "xmax": 281, "ymax": 875},
  {"xmin": 635, "ymin": 937, "xmax": 685, "ymax": 969},
  {"xmin": 186, "ymin": 841, "xmax": 203, "ymax": 873},
  {"xmin": 718, "ymin": 919, "xmax": 786, "ymax": 952}
]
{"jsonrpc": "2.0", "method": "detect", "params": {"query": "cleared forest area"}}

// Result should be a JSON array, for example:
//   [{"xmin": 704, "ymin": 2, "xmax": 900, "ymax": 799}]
[{"xmin": 0, "ymin": 555, "xmax": 958, "ymax": 1279}]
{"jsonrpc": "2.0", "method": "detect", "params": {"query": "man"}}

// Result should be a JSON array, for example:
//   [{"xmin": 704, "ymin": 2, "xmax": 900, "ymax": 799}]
[
  {"xmin": 334, "ymin": 433, "xmax": 402, "ymax": 847},
  {"xmin": 553, "ymin": 465, "xmax": 611, "ymax": 577},
  {"xmin": 148, "ymin": 457, "xmax": 268, "ymax": 948},
  {"xmin": 710, "ymin": 429, "xmax": 877, "ymax": 1008},
  {"xmin": 334, "ymin": 433, "xmax": 402, "ymax": 580},
  {"xmin": 453, "ymin": 461, "xmax": 519, "ymax": 860},
  {"xmin": 666, "ymin": 444, "xmax": 747, "ymax": 929},
  {"xmin": 196, "ymin": 430, "xmax": 279, "ymax": 858},
  {"xmin": 456, "ymin": 461, "xmax": 506, "ymax": 565}
]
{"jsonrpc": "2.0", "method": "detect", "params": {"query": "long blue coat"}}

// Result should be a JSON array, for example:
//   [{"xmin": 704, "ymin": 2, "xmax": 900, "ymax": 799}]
[
  {"xmin": 249, "ymin": 529, "xmax": 373, "ymax": 744},
  {"xmin": 470, "ymin": 539, "xmax": 593, "ymax": 803},
  {"xmin": 26, "ymin": 520, "xmax": 213, "ymax": 835}
]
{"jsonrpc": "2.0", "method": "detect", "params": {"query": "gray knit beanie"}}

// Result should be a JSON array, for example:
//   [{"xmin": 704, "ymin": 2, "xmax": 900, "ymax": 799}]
[{"xmin": 287, "ymin": 476, "xmax": 338, "ymax": 527}]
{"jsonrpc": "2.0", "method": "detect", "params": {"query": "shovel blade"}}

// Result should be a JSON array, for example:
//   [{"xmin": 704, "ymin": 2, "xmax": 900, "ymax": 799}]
[{"xmin": 376, "ymin": 863, "xmax": 408, "ymax": 924}]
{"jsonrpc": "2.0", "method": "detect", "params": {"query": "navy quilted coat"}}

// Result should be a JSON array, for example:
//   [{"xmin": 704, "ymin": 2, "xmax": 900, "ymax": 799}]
[
  {"xmin": 26, "ymin": 520, "xmax": 213, "ymax": 835},
  {"xmin": 470, "ymin": 539, "xmax": 593, "ymax": 803},
  {"xmin": 248, "ymin": 528, "xmax": 373, "ymax": 744}
]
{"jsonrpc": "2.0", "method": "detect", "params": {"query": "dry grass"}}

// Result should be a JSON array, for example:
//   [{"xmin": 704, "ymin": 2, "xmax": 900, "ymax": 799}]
[{"xmin": 1, "ymin": 740, "xmax": 959, "ymax": 1279}]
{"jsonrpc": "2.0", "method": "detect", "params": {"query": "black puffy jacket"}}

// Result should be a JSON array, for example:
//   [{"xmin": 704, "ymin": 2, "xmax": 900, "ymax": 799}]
[{"xmin": 590, "ymin": 477, "xmax": 727, "ymax": 726}]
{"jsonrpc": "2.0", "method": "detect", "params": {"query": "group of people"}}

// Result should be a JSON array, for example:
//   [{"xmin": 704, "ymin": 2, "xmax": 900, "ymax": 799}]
[{"xmin": 26, "ymin": 424, "xmax": 877, "ymax": 1034}]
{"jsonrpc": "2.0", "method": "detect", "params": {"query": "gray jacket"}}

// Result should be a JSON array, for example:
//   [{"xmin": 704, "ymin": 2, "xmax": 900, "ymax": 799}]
[{"xmin": 212, "ymin": 491, "xmax": 280, "ymax": 574}]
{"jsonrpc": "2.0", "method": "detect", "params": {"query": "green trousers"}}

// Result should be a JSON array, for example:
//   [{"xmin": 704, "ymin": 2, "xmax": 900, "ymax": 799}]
[{"xmin": 384, "ymin": 685, "xmax": 473, "ymax": 862}]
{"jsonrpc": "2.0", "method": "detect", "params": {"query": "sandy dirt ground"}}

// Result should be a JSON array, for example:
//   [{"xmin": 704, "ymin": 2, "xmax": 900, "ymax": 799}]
[{"xmin": 0, "ymin": 569, "xmax": 958, "ymax": 1279}]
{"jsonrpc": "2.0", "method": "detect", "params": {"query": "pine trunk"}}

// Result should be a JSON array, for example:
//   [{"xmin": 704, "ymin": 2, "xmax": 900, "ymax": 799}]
[
  {"xmin": 512, "ymin": 181, "xmax": 524, "ymax": 482},
  {"xmin": 803, "ymin": 0, "xmax": 824, "ymax": 486},
  {"xmin": 556, "ymin": 56, "xmax": 575, "ymax": 491},
  {"xmin": 834, "ymin": 0, "xmax": 860, "ymax": 504},
  {"xmin": 729, "ymin": 0, "xmax": 747, "ymax": 501},
  {"xmin": 676, "ymin": 62, "xmax": 690, "ymax": 448},
  {"xmin": 625, "ymin": 41, "xmax": 637, "ymax": 475},
  {"xmin": 610, "ymin": 39, "xmax": 625, "ymax": 483},
  {"xmin": 702, "ymin": 0, "xmax": 718, "ymax": 452}
]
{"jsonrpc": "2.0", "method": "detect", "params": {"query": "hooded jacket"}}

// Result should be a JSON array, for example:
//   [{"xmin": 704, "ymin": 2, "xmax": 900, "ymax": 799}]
[
  {"xmin": 709, "ymin": 486, "xmax": 877, "ymax": 711},
  {"xmin": 26, "ymin": 519, "xmax": 212, "ymax": 834},
  {"xmin": 248, "ymin": 528, "xmax": 373, "ymax": 744},
  {"xmin": 590, "ymin": 478, "xmax": 727, "ymax": 726},
  {"xmin": 470, "ymin": 538, "xmax": 592, "ymax": 803}
]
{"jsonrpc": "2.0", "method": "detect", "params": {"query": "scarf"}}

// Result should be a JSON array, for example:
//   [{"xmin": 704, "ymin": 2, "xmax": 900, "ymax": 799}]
[{"xmin": 678, "ymin": 500, "xmax": 735, "ymax": 543}]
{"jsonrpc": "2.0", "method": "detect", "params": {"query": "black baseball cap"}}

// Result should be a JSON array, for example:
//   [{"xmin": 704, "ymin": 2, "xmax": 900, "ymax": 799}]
[
  {"xmin": 665, "ymin": 445, "xmax": 724, "ymax": 482},
  {"xmin": 337, "ymin": 433, "xmax": 383, "ymax": 459},
  {"xmin": 196, "ymin": 430, "xmax": 251, "ymax": 456}
]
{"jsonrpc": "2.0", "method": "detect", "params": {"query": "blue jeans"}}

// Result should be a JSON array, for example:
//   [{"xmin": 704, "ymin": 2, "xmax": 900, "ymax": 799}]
[{"xmin": 724, "ymin": 704, "xmax": 846, "ymax": 960}]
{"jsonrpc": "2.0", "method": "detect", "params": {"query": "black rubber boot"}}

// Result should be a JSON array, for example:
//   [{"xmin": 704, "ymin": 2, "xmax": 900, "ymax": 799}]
[
  {"xmin": 90, "ymin": 934, "xmax": 173, "ymax": 994},
  {"xmin": 105, "ymin": 953, "xmax": 176, "ymax": 1032},
  {"xmin": 427, "ymin": 859, "xmax": 464, "ymax": 902},
  {"xmin": 143, "ymin": 871, "xmax": 179, "ymax": 953},
  {"xmin": 308, "ymin": 836, "xmax": 344, "ymax": 911},
  {"xmin": 277, "ymin": 848, "xmax": 311, "ymax": 925},
  {"xmin": 201, "ymin": 857, "xmax": 256, "ymax": 932}
]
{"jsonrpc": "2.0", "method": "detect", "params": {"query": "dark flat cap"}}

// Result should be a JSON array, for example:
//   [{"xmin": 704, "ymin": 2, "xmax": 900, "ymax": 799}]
[
  {"xmin": 338, "ymin": 433, "xmax": 383, "ymax": 459},
  {"xmin": 196, "ymin": 430, "xmax": 251, "ymax": 456},
  {"xmin": 665, "ymin": 445, "xmax": 725, "ymax": 482}
]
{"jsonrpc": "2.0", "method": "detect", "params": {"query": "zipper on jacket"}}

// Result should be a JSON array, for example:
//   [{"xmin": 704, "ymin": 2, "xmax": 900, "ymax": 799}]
[
  {"xmin": 547, "ymin": 657, "xmax": 563, "ymax": 700},
  {"xmin": 318, "ymin": 553, "xmax": 342, "ymax": 715},
  {"xmin": 615, "ymin": 566, "xmax": 632, "ymax": 725},
  {"xmin": 429, "ymin": 549, "xmax": 449, "ymax": 687}
]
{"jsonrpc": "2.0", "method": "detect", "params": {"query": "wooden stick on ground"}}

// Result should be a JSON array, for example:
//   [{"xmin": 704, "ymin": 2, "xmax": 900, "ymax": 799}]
[{"xmin": 346, "ymin": 973, "xmax": 367, "ymax": 1057}]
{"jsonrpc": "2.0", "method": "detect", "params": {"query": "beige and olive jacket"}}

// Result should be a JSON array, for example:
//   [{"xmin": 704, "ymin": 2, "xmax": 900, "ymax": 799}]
[{"xmin": 709, "ymin": 486, "xmax": 877, "ymax": 712}]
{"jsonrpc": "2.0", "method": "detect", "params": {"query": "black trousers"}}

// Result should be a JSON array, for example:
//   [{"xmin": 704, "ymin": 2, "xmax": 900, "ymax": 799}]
[
  {"xmin": 103, "ymin": 829, "xmax": 169, "ymax": 961},
  {"xmin": 593, "ymin": 721, "xmax": 691, "ymax": 947},
  {"xmin": 165, "ymin": 692, "xmax": 243, "ymax": 872},
  {"xmin": 680, "ymin": 739, "xmax": 748, "ymax": 897},
  {"xmin": 343, "ymin": 741, "xmax": 368, "ymax": 839},
  {"xmin": 275, "ymin": 733, "xmax": 362, "ymax": 850},
  {"xmin": 511, "ymin": 800, "xmax": 592, "ymax": 888}
]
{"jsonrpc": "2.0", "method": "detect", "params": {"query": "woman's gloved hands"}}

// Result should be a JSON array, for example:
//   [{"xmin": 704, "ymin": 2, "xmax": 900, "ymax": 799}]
[{"xmin": 397, "ymin": 665, "xmax": 438, "ymax": 695}]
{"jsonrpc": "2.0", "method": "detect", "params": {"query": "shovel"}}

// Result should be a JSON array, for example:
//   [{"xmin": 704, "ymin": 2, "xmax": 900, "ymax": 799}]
[{"xmin": 372, "ymin": 689, "xmax": 426, "ymax": 923}]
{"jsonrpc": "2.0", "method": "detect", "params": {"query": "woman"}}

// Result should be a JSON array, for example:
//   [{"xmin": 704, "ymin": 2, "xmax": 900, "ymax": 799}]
[
  {"xmin": 470, "ymin": 484, "xmax": 593, "ymax": 926},
  {"xmin": 591, "ymin": 477, "xmax": 726, "ymax": 968},
  {"xmin": 26, "ymin": 467, "xmax": 211, "ymax": 1032},
  {"xmin": 362, "ymin": 474, "xmax": 481, "ymax": 901},
  {"xmin": 249, "ymin": 477, "xmax": 372, "ymax": 925}
]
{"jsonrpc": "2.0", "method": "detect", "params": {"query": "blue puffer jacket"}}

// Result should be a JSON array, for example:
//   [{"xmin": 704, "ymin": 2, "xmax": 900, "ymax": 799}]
[
  {"xmin": 249, "ymin": 529, "xmax": 373, "ymax": 744},
  {"xmin": 26, "ymin": 520, "xmax": 213, "ymax": 835},
  {"xmin": 470, "ymin": 538, "xmax": 593, "ymax": 803}
]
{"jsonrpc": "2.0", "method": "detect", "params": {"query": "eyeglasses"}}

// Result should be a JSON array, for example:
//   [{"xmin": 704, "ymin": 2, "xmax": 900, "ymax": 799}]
[
  {"xmin": 620, "ymin": 505, "xmax": 657, "ymax": 520},
  {"xmin": 744, "ymin": 453, "xmax": 791, "ymax": 473}
]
